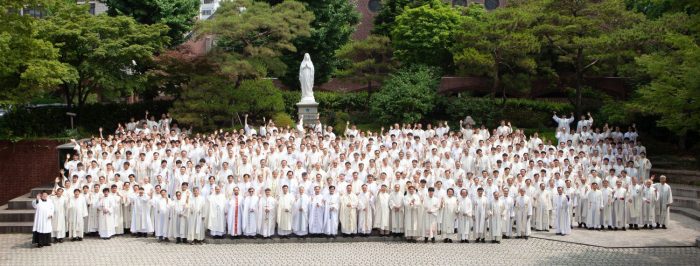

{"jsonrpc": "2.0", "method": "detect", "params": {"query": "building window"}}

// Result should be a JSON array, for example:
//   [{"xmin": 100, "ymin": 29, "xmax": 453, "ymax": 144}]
[
  {"xmin": 23, "ymin": 8, "xmax": 45, "ymax": 18},
  {"xmin": 203, "ymin": 0, "xmax": 215, "ymax": 4},
  {"xmin": 201, "ymin": 9, "xmax": 212, "ymax": 16},
  {"xmin": 368, "ymin": 0, "xmax": 381, "ymax": 12},
  {"xmin": 485, "ymin": 0, "xmax": 499, "ymax": 10},
  {"xmin": 452, "ymin": 0, "xmax": 467, "ymax": 7},
  {"xmin": 89, "ymin": 3, "xmax": 96, "ymax": 15}
]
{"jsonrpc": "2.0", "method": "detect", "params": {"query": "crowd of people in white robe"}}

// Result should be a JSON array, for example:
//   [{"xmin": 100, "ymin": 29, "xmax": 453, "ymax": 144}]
[{"xmin": 32, "ymin": 111, "xmax": 675, "ymax": 248}]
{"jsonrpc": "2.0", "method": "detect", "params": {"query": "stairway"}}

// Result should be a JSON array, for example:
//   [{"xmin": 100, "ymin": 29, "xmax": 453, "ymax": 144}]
[{"xmin": 0, "ymin": 186, "xmax": 52, "ymax": 233}]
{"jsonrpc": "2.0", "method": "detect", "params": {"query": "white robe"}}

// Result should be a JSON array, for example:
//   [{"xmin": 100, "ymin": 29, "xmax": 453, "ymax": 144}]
[
  {"xmin": 641, "ymin": 186, "xmax": 656, "ymax": 224},
  {"xmin": 323, "ymin": 193, "xmax": 339, "ymax": 235},
  {"xmin": 32, "ymin": 199, "xmax": 54, "ymax": 234},
  {"xmin": 153, "ymin": 197, "xmax": 171, "ymax": 237},
  {"xmin": 373, "ymin": 192, "xmax": 391, "ymax": 231},
  {"xmin": 258, "ymin": 196, "xmax": 277, "ymax": 237},
  {"xmin": 389, "ymin": 192, "xmax": 404, "ymax": 233},
  {"xmin": 613, "ymin": 187, "xmax": 627, "ymax": 228},
  {"xmin": 339, "ymin": 193, "xmax": 358, "ymax": 234},
  {"xmin": 50, "ymin": 195, "xmax": 68, "ymax": 238},
  {"xmin": 67, "ymin": 196, "xmax": 88, "ymax": 238},
  {"xmin": 534, "ymin": 190, "xmax": 552, "ymax": 230},
  {"xmin": 168, "ymin": 198, "xmax": 188, "ymax": 238},
  {"xmin": 586, "ymin": 190, "xmax": 603, "ymax": 227},
  {"xmin": 277, "ymin": 193, "xmax": 295, "ymax": 235},
  {"xmin": 655, "ymin": 183, "xmax": 673, "ymax": 225},
  {"xmin": 227, "ymin": 195, "xmax": 243, "ymax": 236},
  {"xmin": 357, "ymin": 192, "xmax": 373, "ymax": 234},
  {"xmin": 502, "ymin": 196, "xmax": 515, "ymax": 237},
  {"xmin": 441, "ymin": 196, "xmax": 458, "ymax": 237},
  {"xmin": 97, "ymin": 196, "xmax": 116, "ymax": 238},
  {"xmin": 292, "ymin": 194, "xmax": 310, "ymax": 235},
  {"xmin": 457, "ymin": 197, "xmax": 473, "ymax": 240},
  {"xmin": 488, "ymin": 198, "xmax": 506, "ymax": 241},
  {"xmin": 186, "ymin": 195, "xmax": 207, "ymax": 240},
  {"xmin": 242, "ymin": 195, "xmax": 258, "ymax": 236},
  {"xmin": 129, "ymin": 194, "xmax": 153, "ymax": 233},
  {"xmin": 472, "ymin": 196, "xmax": 489, "ymax": 238},
  {"xmin": 309, "ymin": 194, "xmax": 325, "ymax": 234},
  {"xmin": 423, "ymin": 196, "xmax": 440, "ymax": 238},
  {"xmin": 553, "ymin": 194, "xmax": 571, "ymax": 235},
  {"xmin": 515, "ymin": 195, "xmax": 532, "ymax": 237},
  {"xmin": 206, "ymin": 193, "xmax": 227, "ymax": 235},
  {"xmin": 627, "ymin": 184, "xmax": 642, "ymax": 224},
  {"xmin": 87, "ymin": 193, "xmax": 100, "ymax": 233},
  {"xmin": 403, "ymin": 193, "xmax": 421, "ymax": 237}
]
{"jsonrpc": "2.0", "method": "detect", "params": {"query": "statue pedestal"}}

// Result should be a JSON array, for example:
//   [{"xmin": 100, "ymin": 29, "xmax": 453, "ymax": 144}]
[{"xmin": 297, "ymin": 101, "xmax": 319, "ymax": 127}]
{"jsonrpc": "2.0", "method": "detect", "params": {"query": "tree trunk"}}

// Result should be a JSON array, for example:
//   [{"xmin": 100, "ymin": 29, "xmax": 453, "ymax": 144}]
[
  {"xmin": 678, "ymin": 132, "xmax": 687, "ymax": 150},
  {"xmin": 575, "ymin": 48, "xmax": 584, "ymax": 116},
  {"xmin": 492, "ymin": 63, "xmax": 499, "ymax": 102},
  {"xmin": 367, "ymin": 80, "xmax": 372, "ymax": 102}
]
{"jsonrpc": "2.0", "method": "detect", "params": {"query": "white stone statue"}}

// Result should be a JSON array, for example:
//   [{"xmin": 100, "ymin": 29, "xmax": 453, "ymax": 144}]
[{"xmin": 299, "ymin": 53, "xmax": 316, "ymax": 104}]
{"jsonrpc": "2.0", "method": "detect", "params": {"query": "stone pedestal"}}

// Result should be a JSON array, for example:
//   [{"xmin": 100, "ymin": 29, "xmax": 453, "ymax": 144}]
[{"xmin": 297, "ymin": 102, "xmax": 319, "ymax": 127}]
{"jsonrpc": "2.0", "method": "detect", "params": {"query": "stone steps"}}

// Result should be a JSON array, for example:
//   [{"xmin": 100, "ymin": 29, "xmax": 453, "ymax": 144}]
[
  {"xmin": 674, "ymin": 196, "xmax": 700, "ymax": 211},
  {"xmin": 671, "ymin": 206, "xmax": 700, "ymax": 222},
  {"xmin": 0, "ymin": 205, "xmax": 35, "ymax": 222},
  {"xmin": 0, "ymin": 222, "xmax": 33, "ymax": 234},
  {"xmin": 672, "ymin": 184, "xmax": 700, "ymax": 199},
  {"xmin": 8, "ymin": 194, "xmax": 34, "ymax": 210},
  {"xmin": 30, "ymin": 187, "xmax": 54, "ymax": 198}
]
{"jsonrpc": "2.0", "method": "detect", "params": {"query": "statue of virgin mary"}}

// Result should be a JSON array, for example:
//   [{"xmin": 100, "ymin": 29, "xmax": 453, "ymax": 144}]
[{"xmin": 299, "ymin": 53, "xmax": 316, "ymax": 104}]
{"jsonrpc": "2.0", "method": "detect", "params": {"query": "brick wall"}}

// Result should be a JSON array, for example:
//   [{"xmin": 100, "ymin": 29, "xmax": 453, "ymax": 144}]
[{"xmin": 0, "ymin": 140, "xmax": 61, "ymax": 204}]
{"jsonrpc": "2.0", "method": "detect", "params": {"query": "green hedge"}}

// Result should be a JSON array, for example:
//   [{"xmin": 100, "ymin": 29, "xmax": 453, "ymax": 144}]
[
  {"xmin": 0, "ymin": 101, "xmax": 172, "ymax": 139},
  {"xmin": 439, "ymin": 96, "xmax": 574, "ymax": 129}
]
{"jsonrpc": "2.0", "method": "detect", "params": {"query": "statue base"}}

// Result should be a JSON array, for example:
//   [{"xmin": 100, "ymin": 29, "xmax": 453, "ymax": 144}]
[{"xmin": 297, "ymin": 102, "xmax": 319, "ymax": 128}]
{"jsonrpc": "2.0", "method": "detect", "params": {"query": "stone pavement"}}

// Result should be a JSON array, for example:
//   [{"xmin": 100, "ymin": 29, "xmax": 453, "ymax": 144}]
[
  {"xmin": 1, "ymin": 234, "xmax": 699, "ymax": 266},
  {"xmin": 532, "ymin": 214, "xmax": 700, "ymax": 248},
  {"xmin": 2, "ymin": 215, "xmax": 699, "ymax": 266}
]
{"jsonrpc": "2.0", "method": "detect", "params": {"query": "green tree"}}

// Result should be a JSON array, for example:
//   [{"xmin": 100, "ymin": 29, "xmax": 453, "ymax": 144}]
[
  {"xmin": 37, "ymin": 3, "xmax": 170, "ymax": 109},
  {"xmin": 372, "ymin": 0, "xmax": 433, "ymax": 36},
  {"xmin": 452, "ymin": 3, "xmax": 539, "ymax": 103},
  {"xmin": 105, "ymin": 0, "xmax": 200, "ymax": 46},
  {"xmin": 629, "ymin": 15, "xmax": 700, "ymax": 149},
  {"xmin": 231, "ymin": 79, "xmax": 285, "ymax": 119},
  {"xmin": 195, "ymin": 0, "xmax": 313, "ymax": 85},
  {"xmin": 170, "ymin": 75, "xmax": 237, "ymax": 131},
  {"xmin": 0, "ymin": 0, "xmax": 75, "ymax": 104},
  {"xmin": 534, "ymin": 0, "xmax": 645, "ymax": 115},
  {"xmin": 391, "ymin": 0, "xmax": 463, "ymax": 71},
  {"xmin": 370, "ymin": 65, "xmax": 440, "ymax": 123},
  {"xmin": 335, "ymin": 35, "xmax": 396, "ymax": 100},
  {"xmin": 278, "ymin": 0, "xmax": 360, "ymax": 88}
]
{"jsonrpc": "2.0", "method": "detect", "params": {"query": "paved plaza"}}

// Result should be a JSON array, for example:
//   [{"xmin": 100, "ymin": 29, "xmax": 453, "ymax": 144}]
[{"xmin": 2, "ymin": 216, "xmax": 699, "ymax": 266}]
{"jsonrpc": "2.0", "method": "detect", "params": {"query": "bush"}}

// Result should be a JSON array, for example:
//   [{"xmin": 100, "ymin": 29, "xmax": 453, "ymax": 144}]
[
  {"xmin": 233, "ymin": 79, "xmax": 285, "ymax": 121},
  {"xmin": 272, "ymin": 112, "xmax": 295, "ymax": 128},
  {"xmin": 441, "ymin": 96, "xmax": 574, "ymax": 128},
  {"xmin": 370, "ymin": 65, "xmax": 440, "ymax": 123}
]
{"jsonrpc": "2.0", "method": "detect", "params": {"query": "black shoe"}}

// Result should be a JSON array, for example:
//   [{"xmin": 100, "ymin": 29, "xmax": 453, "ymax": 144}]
[
  {"xmin": 491, "ymin": 240, "xmax": 497, "ymax": 243},
  {"xmin": 662, "ymin": 225, "xmax": 667, "ymax": 229},
  {"xmin": 524, "ymin": 236, "xmax": 529, "ymax": 240},
  {"xmin": 608, "ymin": 226, "xmax": 613, "ymax": 230},
  {"xmin": 424, "ymin": 237, "xmax": 428, "ymax": 243},
  {"xmin": 465, "ymin": 240, "xmax": 469, "ymax": 243},
  {"xmin": 656, "ymin": 223, "xmax": 661, "ymax": 228},
  {"xmin": 578, "ymin": 224, "xmax": 583, "ymax": 228}
]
